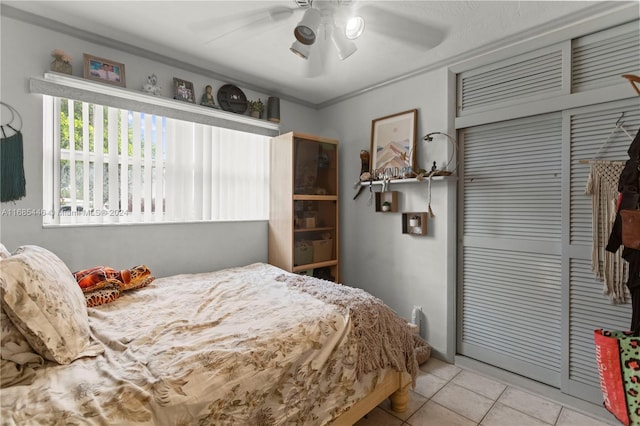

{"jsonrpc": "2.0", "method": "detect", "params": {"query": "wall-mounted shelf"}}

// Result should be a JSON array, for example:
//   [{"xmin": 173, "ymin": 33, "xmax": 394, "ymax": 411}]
[
  {"xmin": 375, "ymin": 191, "xmax": 398, "ymax": 212},
  {"xmin": 359, "ymin": 175, "xmax": 454, "ymax": 186},
  {"xmin": 402, "ymin": 212, "xmax": 428, "ymax": 235},
  {"xmin": 30, "ymin": 73, "xmax": 279, "ymax": 137}
]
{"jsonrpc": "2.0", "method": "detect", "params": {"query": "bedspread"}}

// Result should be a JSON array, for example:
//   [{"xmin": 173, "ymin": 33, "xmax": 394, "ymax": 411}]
[{"xmin": 0, "ymin": 263, "xmax": 418, "ymax": 425}]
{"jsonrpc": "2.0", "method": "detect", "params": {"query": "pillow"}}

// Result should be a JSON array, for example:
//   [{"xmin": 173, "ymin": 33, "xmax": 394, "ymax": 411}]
[
  {"xmin": 1, "ymin": 298, "xmax": 44, "ymax": 388},
  {"xmin": 119, "ymin": 264, "xmax": 155, "ymax": 291},
  {"xmin": 74, "ymin": 266, "xmax": 122, "ymax": 293},
  {"xmin": 74, "ymin": 265, "xmax": 154, "ymax": 292},
  {"xmin": 0, "ymin": 245, "xmax": 102, "ymax": 364},
  {"xmin": 73, "ymin": 265, "xmax": 154, "ymax": 307},
  {"xmin": 0, "ymin": 243, "xmax": 10, "ymax": 259},
  {"xmin": 84, "ymin": 282, "xmax": 121, "ymax": 307}
]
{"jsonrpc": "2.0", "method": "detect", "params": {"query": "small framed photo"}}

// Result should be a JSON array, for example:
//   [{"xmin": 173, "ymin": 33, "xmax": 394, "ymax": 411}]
[
  {"xmin": 370, "ymin": 109, "xmax": 418, "ymax": 175},
  {"xmin": 173, "ymin": 78, "xmax": 195, "ymax": 103},
  {"xmin": 83, "ymin": 54, "xmax": 126, "ymax": 87}
]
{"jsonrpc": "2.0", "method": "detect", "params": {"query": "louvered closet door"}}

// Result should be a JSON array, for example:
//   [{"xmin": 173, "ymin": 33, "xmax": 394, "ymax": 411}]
[
  {"xmin": 457, "ymin": 18, "xmax": 640, "ymax": 402},
  {"xmin": 459, "ymin": 113, "xmax": 563, "ymax": 387},
  {"xmin": 566, "ymin": 100, "xmax": 638, "ymax": 402}
]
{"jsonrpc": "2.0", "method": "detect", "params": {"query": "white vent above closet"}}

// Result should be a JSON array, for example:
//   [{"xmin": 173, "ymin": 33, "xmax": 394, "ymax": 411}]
[
  {"xmin": 457, "ymin": 47, "xmax": 564, "ymax": 116},
  {"xmin": 572, "ymin": 21, "xmax": 640, "ymax": 93}
]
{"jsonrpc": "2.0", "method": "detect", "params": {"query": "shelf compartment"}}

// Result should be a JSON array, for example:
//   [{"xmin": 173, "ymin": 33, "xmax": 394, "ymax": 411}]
[
  {"xmin": 292, "ymin": 259, "xmax": 339, "ymax": 272},
  {"xmin": 375, "ymin": 191, "xmax": 398, "ymax": 212},
  {"xmin": 402, "ymin": 212, "xmax": 428, "ymax": 235},
  {"xmin": 294, "ymin": 139, "xmax": 337, "ymax": 196}
]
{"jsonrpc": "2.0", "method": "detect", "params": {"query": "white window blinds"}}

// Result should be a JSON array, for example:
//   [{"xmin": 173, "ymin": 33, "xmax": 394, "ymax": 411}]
[{"xmin": 43, "ymin": 96, "xmax": 270, "ymax": 225}]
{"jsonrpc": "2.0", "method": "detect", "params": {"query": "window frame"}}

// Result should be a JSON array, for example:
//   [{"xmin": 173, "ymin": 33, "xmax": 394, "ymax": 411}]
[{"xmin": 33, "ymin": 73, "xmax": 279, "ymax": 226}]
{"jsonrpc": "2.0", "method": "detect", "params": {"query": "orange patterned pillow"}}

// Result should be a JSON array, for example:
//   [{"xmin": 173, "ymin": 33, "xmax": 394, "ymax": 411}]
[
  {"xmin": 73, "ymin": 265, "xmax": 154, "ymax": 307},
  {"xmin": 84, "ymin": 282, "xmax": 121, "ymax": 307}
]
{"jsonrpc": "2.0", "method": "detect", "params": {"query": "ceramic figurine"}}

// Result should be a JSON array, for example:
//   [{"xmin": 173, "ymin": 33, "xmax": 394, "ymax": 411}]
[
  {"xmin": 200, "ymin": 85, "xmax": 218, "ymax": 108},
  {"xmin": 142, "ymin": 74, "xmax": 161, "ymax": 96}
]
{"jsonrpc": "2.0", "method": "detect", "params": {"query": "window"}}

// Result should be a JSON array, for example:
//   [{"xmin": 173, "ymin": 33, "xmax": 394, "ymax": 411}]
[{"xmin": 43, "ymin": 96, "xmax": 270, "ymax": 225}]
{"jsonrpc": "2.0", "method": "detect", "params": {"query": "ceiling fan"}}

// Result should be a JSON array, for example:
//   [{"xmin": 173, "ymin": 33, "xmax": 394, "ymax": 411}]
[
  {"xmin": 289, "ymin": 0, "xmax": 363, "ymax": 61},
  {"xmin": 192, "ymin": 0, "xmax": 444, "ymax": 75}
]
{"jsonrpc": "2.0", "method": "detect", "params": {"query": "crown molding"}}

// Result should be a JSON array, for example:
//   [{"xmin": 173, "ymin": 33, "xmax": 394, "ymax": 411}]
[
  {"xmin": 316, "ymin": 1, "xmax": 638, "ymax": 109},
  {"xmin": 3, "ymin": 2, "xmax": 636, "ymax": 110},
  {"xmin": 1, "ymin": 4, "xmax": 316, "ymax": 109}
]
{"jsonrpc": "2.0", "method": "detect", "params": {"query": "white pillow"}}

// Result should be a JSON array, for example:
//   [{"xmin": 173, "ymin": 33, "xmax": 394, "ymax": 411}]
[
  {"xmin": 0, "ymin": 243, "xmax": 10, "ymax": 259},
  {"xmin": 1, "ymin": 297, "xmax": 44, "ymax": 387},
  {"xmin": 0, "ymin": 245, "xmax": 102, "ymax": 364}
]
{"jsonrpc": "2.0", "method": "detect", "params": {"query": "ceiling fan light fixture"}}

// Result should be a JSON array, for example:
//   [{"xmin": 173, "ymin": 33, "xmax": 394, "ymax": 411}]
[
  {"xmin": 345, "ymin": 16, "xmax": 365, "ymax": 39},
  {"xmin": 330, "ymin": 26, "xmax": 357, "ymax": 60},
  {"xmin": 294, "ymin": 8, "xmax": 322, "ymax": 45},
  {"xmin": 290, "ymin": 40, "xmax": 311, "ymax": 59}
]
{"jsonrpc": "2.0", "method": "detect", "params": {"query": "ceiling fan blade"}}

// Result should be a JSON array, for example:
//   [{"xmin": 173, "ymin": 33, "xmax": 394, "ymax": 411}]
[
  {"xmin": 202, "ymin": 15, "xmax": 274, "ymax": 45},
  {"xmin": 357, "ymin": 5, "xmax": 445, "ymax": 50},
  {"xmin": 191, "ymin": 6, "xmax": 296, "ymax": 45},
  {"xmin": 304, "ymin": 41, "xmax": 329, "ymax": 78}
]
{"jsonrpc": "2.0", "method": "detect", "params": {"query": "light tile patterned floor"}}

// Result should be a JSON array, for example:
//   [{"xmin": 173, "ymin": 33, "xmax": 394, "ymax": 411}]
[{"xmin": 354, "ymin": 358, "xmax": 621, "ymax": 426}]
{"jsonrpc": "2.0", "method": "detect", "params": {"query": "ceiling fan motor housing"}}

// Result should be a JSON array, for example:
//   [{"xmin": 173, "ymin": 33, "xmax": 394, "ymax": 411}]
[{"xmin": 293, "ymin": 0, "xmax": 312, "ymax": 8}]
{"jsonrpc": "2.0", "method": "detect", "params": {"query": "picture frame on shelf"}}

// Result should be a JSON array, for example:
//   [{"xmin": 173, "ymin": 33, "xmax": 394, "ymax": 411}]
[
  {"xmin": 370, "ymin": 109, "xmax": 417, "ymax": 175},
  {"xmin": 83, "ymin": 54, "xmax": 126, "ymax": 87},
  {"xmin": 173, "ymin": 77, "xmax": 196, "ymax": 103}
]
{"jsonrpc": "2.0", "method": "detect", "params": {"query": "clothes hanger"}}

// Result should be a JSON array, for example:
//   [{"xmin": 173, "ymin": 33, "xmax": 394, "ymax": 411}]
[
  {"xmin": 622, "ymin": 74, "xmax": 640, "ymax": 96},
  {"xmin": 579, "ymin": 112, "xmax": 634, "ymax": 164},
  {"xmin": 582, "ymin": 74, "xmax": 640, "ymax": 162}
]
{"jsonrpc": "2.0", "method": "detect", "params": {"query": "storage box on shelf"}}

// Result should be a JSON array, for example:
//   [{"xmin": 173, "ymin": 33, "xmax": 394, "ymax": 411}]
[
  {"xmin": 312, "ymin": 239, "xmax": 333, "ymax": 263},
  {"xmin": 294, "ymin": 241, "xmax": 313, "ymax": 266},
  {"xmin": 269, "ymin": 132, "xmax": 340, "ymax": 282}
]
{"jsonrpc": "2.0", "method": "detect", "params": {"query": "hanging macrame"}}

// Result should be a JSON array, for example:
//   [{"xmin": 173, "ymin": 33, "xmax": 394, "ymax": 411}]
[
  {"xmin": 585, "ymin": 160, "xmax": 628, "ymax": 303},
  {"xmin": 0, "ymin": 102, "xmax": 25, "ymax": 202}
]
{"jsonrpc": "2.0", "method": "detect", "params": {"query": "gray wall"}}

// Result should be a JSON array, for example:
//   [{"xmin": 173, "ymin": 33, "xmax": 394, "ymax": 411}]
[
  {"xmin": 0, "ymin": 15, "xmax": 320, "ymax": 278},
  {"xmin": 3, "ymin": 5, "xmax": 624, "ymax": 362},
  {"xmin": 318, "ymin": 69, "xmax": 457, "ymax": 360}
]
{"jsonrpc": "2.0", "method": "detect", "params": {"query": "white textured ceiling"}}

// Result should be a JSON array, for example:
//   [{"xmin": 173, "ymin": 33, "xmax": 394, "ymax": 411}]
[{"xmin": 4, "ymin": 0, "xmax": 612, "ymax": 106}]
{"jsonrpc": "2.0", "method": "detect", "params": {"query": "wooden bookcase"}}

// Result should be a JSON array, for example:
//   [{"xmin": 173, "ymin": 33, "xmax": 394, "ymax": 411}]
[{"xmin": 269, "ymin": 132, "xmax": 339, "ymax": 282}]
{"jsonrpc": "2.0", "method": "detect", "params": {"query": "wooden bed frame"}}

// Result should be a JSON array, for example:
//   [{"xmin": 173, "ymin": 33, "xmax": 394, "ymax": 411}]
[{"xmin": 332, "ymin": 370, "xmax": 412, "ymax": 425}]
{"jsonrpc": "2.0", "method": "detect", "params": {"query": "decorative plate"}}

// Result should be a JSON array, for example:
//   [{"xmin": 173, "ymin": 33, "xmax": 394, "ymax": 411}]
[{"xmin": 217, "ymin": 84, "xmax": 248, "ymax": 113}]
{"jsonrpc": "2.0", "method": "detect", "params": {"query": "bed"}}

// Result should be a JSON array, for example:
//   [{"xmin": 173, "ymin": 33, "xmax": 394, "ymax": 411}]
[{"xmin": 0, "ymin": 245, "xmax": 429, "ymax": 425}]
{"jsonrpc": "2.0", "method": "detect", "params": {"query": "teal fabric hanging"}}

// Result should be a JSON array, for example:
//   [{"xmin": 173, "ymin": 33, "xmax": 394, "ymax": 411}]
[
  {"xmin": 1, "ymin": 102, "xmax": 26, "ymax": 202},
  {"xmin": 1, "ymin": 129, "xmax": 26, "ymax": 202}
]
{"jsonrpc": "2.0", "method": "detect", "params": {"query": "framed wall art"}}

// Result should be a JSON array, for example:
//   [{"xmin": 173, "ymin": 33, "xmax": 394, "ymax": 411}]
[
  {"xmin": 83, "ymin": 54, "xmax": 126, "ymax": 87},
  {"xmin": 173, "ymin": 77, "xmax": 195, "ymax": 103},
  {"xmin": 370, "ymin": 109, "xmax": 418, "ymax": 176}
]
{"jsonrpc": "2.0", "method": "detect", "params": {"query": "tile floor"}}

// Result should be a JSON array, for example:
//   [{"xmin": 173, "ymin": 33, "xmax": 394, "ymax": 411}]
[{"xmin": 355, "ymin": 358, "xmax": 621, "ymax": 426}]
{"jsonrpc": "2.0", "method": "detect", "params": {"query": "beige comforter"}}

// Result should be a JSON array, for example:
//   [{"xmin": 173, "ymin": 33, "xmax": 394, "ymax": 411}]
[{"xmin": 1, "ymin": 263, "xmax": 420, "ymax": 425}]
